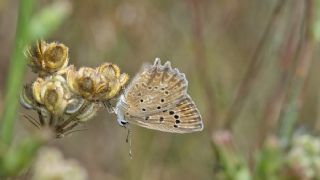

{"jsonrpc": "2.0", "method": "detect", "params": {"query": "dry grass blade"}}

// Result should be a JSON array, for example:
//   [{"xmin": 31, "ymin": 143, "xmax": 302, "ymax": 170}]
[{"xmin": 224, "ymin": 0, "xmax": 288, "ymax": 129}]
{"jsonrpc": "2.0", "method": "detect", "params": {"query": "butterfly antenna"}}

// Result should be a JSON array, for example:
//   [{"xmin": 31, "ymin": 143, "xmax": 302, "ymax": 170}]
[{"xmin": 126, "ymin": 127, "xmax": 133, "ymax": 159}]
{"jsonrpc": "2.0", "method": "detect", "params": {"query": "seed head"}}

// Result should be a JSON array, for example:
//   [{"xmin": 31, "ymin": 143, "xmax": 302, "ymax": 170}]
[
  {"xmin": 32, "ymin": 75, "xmax": 70, "ymax": 116},
  {"xmin": 26, "ymin": 40, "xmax": 69, "ymax": 76}
]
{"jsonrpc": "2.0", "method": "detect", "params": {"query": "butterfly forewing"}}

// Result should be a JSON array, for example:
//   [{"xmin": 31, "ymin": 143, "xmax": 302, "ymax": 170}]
[{"xmin": 123, "ymin": 59, "xmax": 188, "ymax": 116}]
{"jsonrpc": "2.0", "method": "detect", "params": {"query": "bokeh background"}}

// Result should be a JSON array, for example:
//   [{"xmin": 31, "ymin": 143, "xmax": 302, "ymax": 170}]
[{"xmin": 1, "ymin": 0, "xmax": 320, "ymax": 179}]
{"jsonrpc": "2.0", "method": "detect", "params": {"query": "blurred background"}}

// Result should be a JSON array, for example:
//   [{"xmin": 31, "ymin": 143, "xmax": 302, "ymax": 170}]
[{"xmin": 1, "ymin": 0, "xmax": 320, "ymax": 179}]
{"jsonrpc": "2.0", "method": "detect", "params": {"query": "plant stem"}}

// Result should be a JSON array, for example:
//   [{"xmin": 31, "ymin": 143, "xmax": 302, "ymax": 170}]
[
  {"xmin": 255, "ymin": 0, "xmax": 305, "ymax": 149},
  {"xmin": 224, "ymin": 0, "xmax": 287, "ymax": 129},
  {"xmin": 279, "ymin": 0, "xmax": 316, "ymax": 144},
  {"xmin": 0, "ymin": 0, "xmax": 35, "ymax": 145},
  {"xmin": 188, "ymin": 0, "xmax": 217, "ymax": 128}
]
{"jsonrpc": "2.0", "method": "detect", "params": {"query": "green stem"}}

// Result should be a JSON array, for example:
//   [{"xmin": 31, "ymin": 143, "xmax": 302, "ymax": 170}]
[
  {"xmin": 279, "ymin": 0, "xmax": 315, "ymax": 144},
  {"xmin": 0, "ymin": 0, "xmax": 35, "ymax": 145}
]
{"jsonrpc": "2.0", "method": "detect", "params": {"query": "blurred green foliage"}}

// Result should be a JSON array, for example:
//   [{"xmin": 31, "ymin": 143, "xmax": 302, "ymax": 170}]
[
  {"xmin": 0, "ymin": 0, "xmax": 35, "ymax": 145},
  {"xmin": 214, "ymin": 133, "xmax": 320, "ymax": 179},
  {"xmin": 0, "ymin": 136, "xmax": 43, "ymax": 177},
  {"xmin": 0, "ymin": 0, "xmax": 70, "ymax": 178},
  {"xmin": 29, "ymin": 1, "xmax": 72, "ymax": 41}
]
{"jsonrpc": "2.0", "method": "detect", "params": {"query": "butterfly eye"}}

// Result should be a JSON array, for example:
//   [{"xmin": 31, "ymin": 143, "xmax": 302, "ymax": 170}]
[
  {"xmin": 157, "ymin": 106, "xmax": 161, "ymax": 109},
  {"xmin": 140, "ymin": 99, "xmax": 144, "ymax": 102},
  {"xmin": 159, "ymin": 116, "xmax": 164, "ymax": 122},
  {"xmin": 175, "ymin": 120, "xmax": 181, "ymax": 124},
  {"xmin": 173, "ymin": 124, "xmax": 178, "ymax": 128},
  {"xmin": 142, "ymin": 108, "xmax": 146, "ymax": 111},
  {"xmin": 169, "ymin": 111, "xmax": 174, "ymax": 115},
  {"xmin": 174, "ymin": 115, "xmax": 179, "ymax": 119},
  {"xmin": 161, "ymin": 99, "xmax": 164, "ymax": 103}
]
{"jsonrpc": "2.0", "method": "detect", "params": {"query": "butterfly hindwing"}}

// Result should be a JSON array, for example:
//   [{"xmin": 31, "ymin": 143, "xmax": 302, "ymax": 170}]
[{"xmin": 125, "ymin": 94, "xmax": 203, "ymax": 133}]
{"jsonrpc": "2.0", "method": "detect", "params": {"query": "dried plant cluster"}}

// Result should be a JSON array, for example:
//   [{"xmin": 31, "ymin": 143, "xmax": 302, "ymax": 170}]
[
  {"xmin": 20, "ymin": 40, "xmax": 129, "ymax": 138},
  {"xmin": 32, "ymin": 147, "xmax": 88, "ymax": 180}
]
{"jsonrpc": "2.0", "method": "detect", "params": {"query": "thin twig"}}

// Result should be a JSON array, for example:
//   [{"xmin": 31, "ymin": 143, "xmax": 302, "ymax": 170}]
[
  {"xmin": 279, "ymin": 0, "xmax": 316, "ymax": 144},
  {"xmin": 21, "ymin": 113, "xmax": 41, "ymax": 127},
  {"xmin": 64, "ymin": 127, "xmax": 88, "ymax": 137},
  {"xmin": 224, "ymin": 0, "xmax": 288, "ymax": 129},
  {"xmin": 37, "ymin": 109, "xmax": 45, "ymax": 126},
  {"xmin": 23, "ymin": 114, "xmax": 41, "ymax": 129},
  {"xmin": 187, "ymin": 0, "xmax": 217, "ymax": 128},
  {"xmin": 255, "ymin": 0, "xmax": 306, "ymax": 148}
]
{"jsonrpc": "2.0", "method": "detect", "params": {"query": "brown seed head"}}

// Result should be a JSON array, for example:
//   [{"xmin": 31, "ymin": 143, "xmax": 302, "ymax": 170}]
[
  {"xmin": 32, "ymin": 75, "xmax": 70, "ymax": 115},
  {"xmin": 43, "ymin": 43, "xmax": 69, "ymax": 71},
  {"xmin": 26, "ymin": 40, "xmax": 69, "ymax": 76}
]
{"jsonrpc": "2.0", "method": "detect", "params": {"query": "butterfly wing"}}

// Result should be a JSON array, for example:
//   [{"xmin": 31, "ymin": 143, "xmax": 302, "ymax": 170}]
[
  {"xmin": 125, "ymin": 94, "xmax": 203, "ymax": 133},
  {"xmin": 122, "ymin": 58, "xmax": 189, "ymax": 116},
  {"xmin": 116, "ymin": 58, "xmax": 203, "ymax": 133}
]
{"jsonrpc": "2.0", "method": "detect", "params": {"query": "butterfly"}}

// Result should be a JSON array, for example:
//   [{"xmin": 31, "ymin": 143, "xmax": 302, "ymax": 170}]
[{"xmin": 115, "ymin": 58, "xmax": 203, "ymax": 133}]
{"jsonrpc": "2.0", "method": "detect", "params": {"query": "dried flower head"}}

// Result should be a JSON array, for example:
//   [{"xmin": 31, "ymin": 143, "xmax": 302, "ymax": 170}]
[
  {"xmin": 66, "ymin": 64, "xmax": 128, "ymax": 101},
  {"xmin": 32, "ymin": 75, "xmax": 71, "ymax": 116},
  {"xmin": 32, "ymin": 147, "xmax": 88, "ymax": 180},
  {"xmin": 21, "ymin": 74, "xmax": 100, "ymax": 138},
  {"xmin": 26, "ymin": 40, "xmax": 69, "ymax": 75},
  {"xmin": 21, "ymin": 40, "xmax": 130, "ymax": 138},
  {"xmin": 97, "ymin": 63, "xmax": 129, "ymax": 100},
  {"xmin": 66, "ymin": 65, "xmax": 109, "ymax": 101},
  {"xmin": 97, "ymin": 63, "xmax": 122, "ymax": 79}
]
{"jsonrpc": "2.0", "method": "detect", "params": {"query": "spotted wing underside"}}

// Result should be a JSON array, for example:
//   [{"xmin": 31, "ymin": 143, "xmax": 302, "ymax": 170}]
[{"xmin": 117, "ymin": 58, "xmax": 203, "ymax": 133}]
